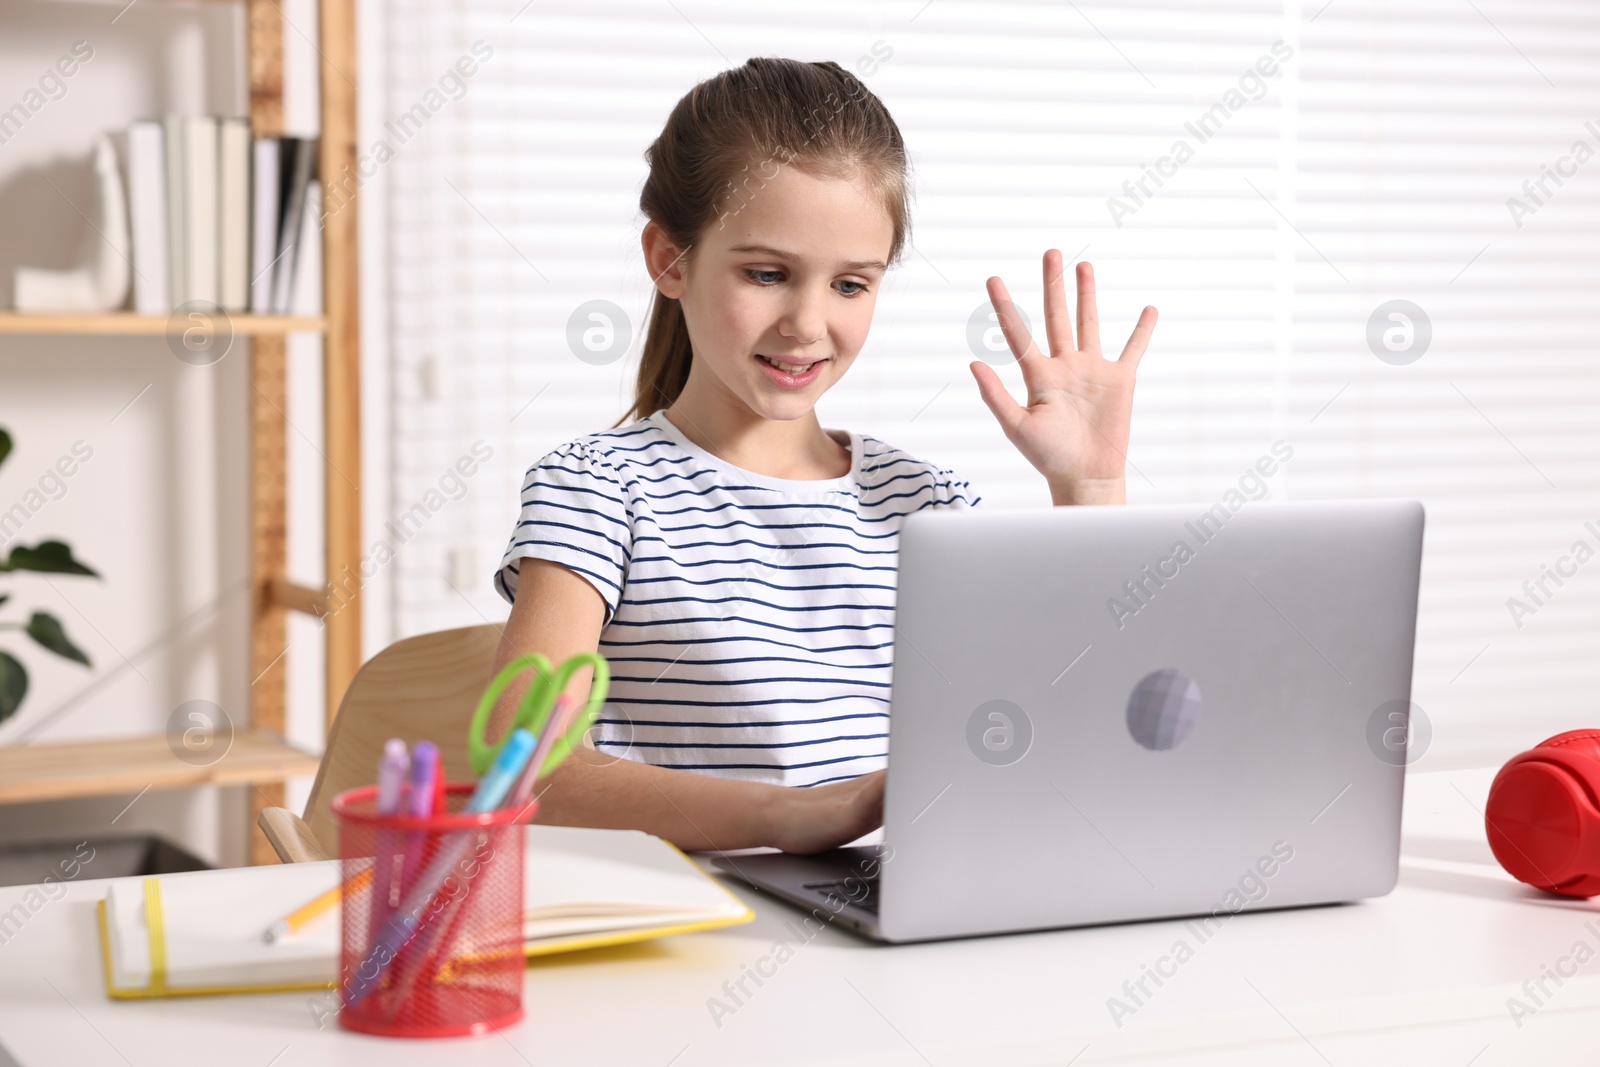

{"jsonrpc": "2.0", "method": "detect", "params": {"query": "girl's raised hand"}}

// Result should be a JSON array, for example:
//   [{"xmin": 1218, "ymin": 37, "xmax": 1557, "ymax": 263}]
[{"xmin": 969, "ymin": 251, "xmax": 1157, "ymax": 505}]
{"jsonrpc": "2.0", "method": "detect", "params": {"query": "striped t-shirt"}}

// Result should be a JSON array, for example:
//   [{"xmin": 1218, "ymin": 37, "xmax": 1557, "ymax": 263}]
[{"xmin": 493, "ymin": 409, "xmax": 982, "ymax": 788}]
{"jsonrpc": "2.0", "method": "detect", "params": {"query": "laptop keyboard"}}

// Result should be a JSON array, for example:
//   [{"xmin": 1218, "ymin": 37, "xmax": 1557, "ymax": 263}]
[{"xmin": 802, "ymin": 877, "xmax": 880, "ymax": 914}]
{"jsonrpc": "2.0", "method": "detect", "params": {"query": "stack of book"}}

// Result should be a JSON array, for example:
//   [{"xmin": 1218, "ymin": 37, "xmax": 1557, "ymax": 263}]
[{"xmin": 124, "ymin": 117, "xmax": 321, "ymax": 317}]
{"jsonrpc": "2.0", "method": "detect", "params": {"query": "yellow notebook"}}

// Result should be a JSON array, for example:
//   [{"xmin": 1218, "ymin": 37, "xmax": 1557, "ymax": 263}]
[{"xmin": 98, "ymin": 825, "xmax": 753, "ymax": 999}]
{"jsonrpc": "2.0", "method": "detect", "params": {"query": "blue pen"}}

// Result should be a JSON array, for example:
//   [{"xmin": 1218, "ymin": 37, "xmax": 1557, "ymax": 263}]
[
  {"xmin": 464, "ymin": 729, "xmax": 534, "ymax": 812},
  {"xmin": 344, "ymin": 730, "xmax": 535, "ymax": 1008}
]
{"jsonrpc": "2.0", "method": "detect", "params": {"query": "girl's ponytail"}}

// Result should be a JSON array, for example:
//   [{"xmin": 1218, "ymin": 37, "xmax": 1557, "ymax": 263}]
[
  {"xmin": 628, "ymin": 288, "xmax": 694, "ymax": 422},
  {"xmin": 613, "ymin": 55, "xmax": 911, "ymax": 427}
]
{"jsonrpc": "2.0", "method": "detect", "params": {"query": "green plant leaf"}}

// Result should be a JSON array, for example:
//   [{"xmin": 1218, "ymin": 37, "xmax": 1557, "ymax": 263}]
[
  {"xmin": 1, "ymin": 540, "xmax": 100, "ymax": 577},
  {"xmin": 25, "ymin": 612, "xmax": 91, "ymax": 667},
  {"xmin": 0, "ymin": 427, "xmax": 11, "ymax": 471},
  {"xmin": 0, "ymin": 651, "xmax": 25, "ymax": 725}
]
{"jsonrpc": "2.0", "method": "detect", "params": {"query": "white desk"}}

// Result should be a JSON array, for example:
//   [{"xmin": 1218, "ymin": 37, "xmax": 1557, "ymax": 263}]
[{"xmin": 0, "ymin": 767, "xmax": 1596, "ymax": 1066}]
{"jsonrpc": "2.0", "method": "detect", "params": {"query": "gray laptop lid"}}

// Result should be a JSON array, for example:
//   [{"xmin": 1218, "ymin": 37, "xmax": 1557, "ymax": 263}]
[{"xmin": 877, "ymin": 499, "xmax": 1424, "ymax": 943}]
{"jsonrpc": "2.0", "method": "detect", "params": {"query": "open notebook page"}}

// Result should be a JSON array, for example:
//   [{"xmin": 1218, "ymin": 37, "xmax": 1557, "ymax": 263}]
[{"xmin": 523, "ymin": 825, "xmax": 749, "ymax": 945}]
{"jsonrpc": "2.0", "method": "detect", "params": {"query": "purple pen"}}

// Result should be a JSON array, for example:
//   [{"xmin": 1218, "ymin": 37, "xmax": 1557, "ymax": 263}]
[
  {"xmin": 366, "ymin": 739, "xmax": 410, "ymax": 957},
  {"xmin": 400, "ymin": 742, "xmax": 440, "ymax": 894},
  {"xmin": 407, "ymin": 741, "xmax": 439, "ymax": 817}
]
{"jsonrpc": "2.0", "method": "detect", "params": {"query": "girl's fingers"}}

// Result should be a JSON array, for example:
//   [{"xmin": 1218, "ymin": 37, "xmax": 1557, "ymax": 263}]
[
  {"xmin": 985, "ymin": 277, "xmax": 1045, "ymax": 363},
  {"xmin": 1117, "ymin": 306, "xmax": 1159, "ymax": 367},
  {"xmin": 1076, "ymin": 261, "xmax": 1100, "ymax": 355},
  {"xmin": 969, "ymin": 360, "xmax": 1026, "ymax": 437},
  {"xmin": 1041, "ymin": 249, "xmax": 1075, "ymax": 359}
]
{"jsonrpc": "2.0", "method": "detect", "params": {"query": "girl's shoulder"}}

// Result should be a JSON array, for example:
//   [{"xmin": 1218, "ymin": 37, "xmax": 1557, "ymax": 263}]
[
  {"xmin": 855, "ymin": 431, "xmax": 950, "ymax": 478},
  {"xmin": 853, "ymin": 432, "xmax": 983, "ymax": 508},
  {"xmin": 529, "ymin": 415, "xmax": 673, "ymax": 472}
]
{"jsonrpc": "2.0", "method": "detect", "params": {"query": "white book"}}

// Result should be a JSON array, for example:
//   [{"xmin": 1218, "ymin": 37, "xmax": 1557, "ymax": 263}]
[
  {"xmin": 289, "ymin": 182, "xmax": 322, "ymax": 315},
  {"xmin": 248, "ymin": 137, "xmax": 281, "ymax": 314},
  {"xmin": 183, "ymin": 115, "xmax": 219, "ymax": 308},
  {"xmin": 125, "ymin": 122, "xmax": 170, "ymax": 314},
  {"xmin": 100, "ymin": 825, "xmax": 751, "ymax": 996},
  {"xmin": 162, "ymin": 114, "xmax": 186, "ymax": 307},
  {"xmin": 217, "ymin": 118, "xmax": 251, "ymax": 312}
]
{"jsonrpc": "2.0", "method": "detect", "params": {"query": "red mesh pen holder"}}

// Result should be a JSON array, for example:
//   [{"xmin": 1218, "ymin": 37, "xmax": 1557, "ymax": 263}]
[{"xmin": 332, "ymin": 783, "xmax": 534, "ymax": 1038}]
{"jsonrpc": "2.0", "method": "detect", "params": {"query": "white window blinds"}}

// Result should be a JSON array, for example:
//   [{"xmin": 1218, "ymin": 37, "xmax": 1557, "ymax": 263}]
[{"xmin": 373, "ymin": 0, "xmax": 1600, "ymax": 765}]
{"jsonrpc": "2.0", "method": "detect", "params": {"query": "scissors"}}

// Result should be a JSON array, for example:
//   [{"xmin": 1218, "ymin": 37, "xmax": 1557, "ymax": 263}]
[{"xmin": 467, "ymin": 651, "xmax": 610, "ymax": 778}]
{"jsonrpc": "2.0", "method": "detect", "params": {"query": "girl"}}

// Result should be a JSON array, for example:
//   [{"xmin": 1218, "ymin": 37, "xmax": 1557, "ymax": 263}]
[{"xmin": 489, "ymin": 57, "xmax": 1156, "ymax": 854}]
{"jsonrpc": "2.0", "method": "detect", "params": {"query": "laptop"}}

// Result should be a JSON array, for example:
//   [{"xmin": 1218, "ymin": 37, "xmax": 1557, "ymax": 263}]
[{"xmin": 712, "ymin": 499, "xmax": 1426, "ymax": 943}]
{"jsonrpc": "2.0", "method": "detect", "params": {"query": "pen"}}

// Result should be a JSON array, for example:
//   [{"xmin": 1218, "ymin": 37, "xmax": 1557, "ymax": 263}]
[
  {"xmin": 385, "ymin": 739, "xmax": 441, "ymax": 997},
  {"xmin": 396, "ymin": 740, "xmax": 440, "ymax": 900},
  {"xmin": 345, "ymin": 730, "xmax": 536, "ymax": 1008},
  {"xmin": 376, "ymin": 738, "xmax": 409, "ymax": 815},
  {"xmin": 407, "ymin": 741, "xmax": 439, "ymax": 817},
  {"xmin": 464, "ymin": 728, "xmax": 536, "ymax": 812},
  {"xmin": 368, "ymin": 739, "xmax": 410, "ymax": 948}
]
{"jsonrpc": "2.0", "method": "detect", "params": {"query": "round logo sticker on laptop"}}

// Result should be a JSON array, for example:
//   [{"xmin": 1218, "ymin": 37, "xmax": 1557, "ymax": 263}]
[
  {"xmin": 966, "ymin": 699, "xmax": 1033, "ymax": 766},
  {"xmin": 1126, "ymin": 668, "xmax": 1202, "ymax": 751}
]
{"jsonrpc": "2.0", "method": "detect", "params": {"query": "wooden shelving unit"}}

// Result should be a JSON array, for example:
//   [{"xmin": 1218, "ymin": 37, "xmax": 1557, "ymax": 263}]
[
  {"xmin": 0, "ymin": 730, "xmax": 322, "ymax": 806},
  {"xmin": 0, "ymin": 0, "xmax": 362, "ymax": 865}
]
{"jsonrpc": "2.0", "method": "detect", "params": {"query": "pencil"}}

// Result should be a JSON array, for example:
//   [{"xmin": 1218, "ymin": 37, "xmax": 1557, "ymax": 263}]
[{"xmin": 262, "ymin": 866, "xmax": 374, "ymax": 944}]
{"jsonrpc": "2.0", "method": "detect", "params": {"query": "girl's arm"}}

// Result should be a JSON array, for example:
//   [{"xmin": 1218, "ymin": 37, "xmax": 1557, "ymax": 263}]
[{"xmin": 485, "ymin": 557, "xmax": 885, "ymax": 854}]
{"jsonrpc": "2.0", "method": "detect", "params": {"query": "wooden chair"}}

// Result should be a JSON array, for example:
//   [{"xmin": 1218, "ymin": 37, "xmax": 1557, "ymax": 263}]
[{"xmin": 256, "ymin": 623, "xmax": 502, "ymax": 863}]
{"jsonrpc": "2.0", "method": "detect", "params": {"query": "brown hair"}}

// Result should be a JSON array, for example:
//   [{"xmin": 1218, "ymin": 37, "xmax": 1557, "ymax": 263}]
[{"xmin": 613, "ymin": 56, "xmax": 913, "ymax": 428}]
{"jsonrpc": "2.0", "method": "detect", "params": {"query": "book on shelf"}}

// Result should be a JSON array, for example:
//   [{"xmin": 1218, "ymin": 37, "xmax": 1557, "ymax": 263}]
[
  {"xmin": 120, "ymin": 116, "xmax": 322, "ymax": 318},
  {"xmin": 218, "ymin": 118, "xmax": 251, "ymax": 312},
  {"xmin": 290, "ymin": 182, "xmax": 323, "ymax": 315},
  {"xmin": 182, "ymin": 116, "xmax": 219, "ymax": 308},
  {"xmin": 270, "ymin": 137, "xmax": 319, "ymax": 315},
  {"xmin": 248, "ymin": 137, "xmax": 281, "ymax": 314},
  {"xmin": 125, "ymin": 122, "xmax": 169, "ymax": 314},
  {"xmin": 160, "ymin": 115, "xmax": 186, "ymax": 307}
]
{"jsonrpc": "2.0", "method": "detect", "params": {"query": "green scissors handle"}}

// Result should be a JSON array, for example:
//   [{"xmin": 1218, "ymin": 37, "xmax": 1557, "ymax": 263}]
[{"xmin": 468, "ymin": 651, "xmax": 610, "ymax": 777}]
